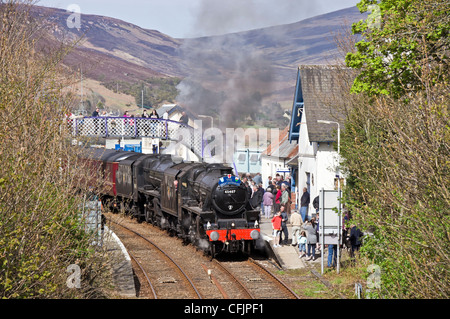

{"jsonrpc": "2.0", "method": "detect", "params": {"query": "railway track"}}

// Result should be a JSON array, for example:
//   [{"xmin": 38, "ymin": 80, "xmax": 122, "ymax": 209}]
[
  {"xmin": 127, "ymin": 249, "xmax": 157, "ymax": 298},
  {"xmin": 105, "ymin": 213, "xmax": 299, "ymax": 299},
  {"xmin": 212, "ymin": 258, "xmax": 300, "ymax": 299},
  {"xmin": 107, "ymin": 216, "xmax": 202, "ymax": 299}
]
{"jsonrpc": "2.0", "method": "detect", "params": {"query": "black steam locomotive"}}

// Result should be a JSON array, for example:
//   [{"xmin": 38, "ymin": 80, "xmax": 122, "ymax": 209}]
[{"xmin": 82, "ymin": 148, "xmax": 261, "ymax": 255}]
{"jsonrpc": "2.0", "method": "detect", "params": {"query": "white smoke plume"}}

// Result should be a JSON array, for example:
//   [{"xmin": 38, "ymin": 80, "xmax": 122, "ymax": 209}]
[
  {"xmin": 176, "ymin": 0, "xmax": 355, "ymax": 128},
  {"xmin": 177, "ymin": 31, "xmax": 274, "ymax": 128},
  {"xmin": 176, "ymin": 0, "xmax": 309, "ymax": 128}
]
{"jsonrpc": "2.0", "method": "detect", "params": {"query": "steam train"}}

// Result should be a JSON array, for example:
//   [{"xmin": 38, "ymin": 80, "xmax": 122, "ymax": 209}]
[{"xmin": 81, "ymin": 148, "xmax": 261, "ymax": 255}]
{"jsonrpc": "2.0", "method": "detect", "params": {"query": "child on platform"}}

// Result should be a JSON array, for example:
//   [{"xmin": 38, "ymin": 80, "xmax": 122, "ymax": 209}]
[{"xmin": 298, "ymin": 231, "xmax": 307, "ymax": 258}]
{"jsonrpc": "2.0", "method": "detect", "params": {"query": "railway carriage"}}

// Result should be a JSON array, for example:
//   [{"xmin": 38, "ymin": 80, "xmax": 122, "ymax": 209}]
[{"xmin": 80, "ymin": 148, "xmax": 261, "ymax": 255}]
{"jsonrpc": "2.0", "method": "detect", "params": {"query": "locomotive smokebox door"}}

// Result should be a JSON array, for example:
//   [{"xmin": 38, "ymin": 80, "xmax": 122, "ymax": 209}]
[{"xmin": 212, "ymin": 175, "xmax": 247, "ymax": 215}]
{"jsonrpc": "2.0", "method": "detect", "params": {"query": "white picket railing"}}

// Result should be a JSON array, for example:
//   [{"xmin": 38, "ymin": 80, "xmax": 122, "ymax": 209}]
[{"xmin": 67, "ymin": 116, "xmax": 204, "ymax": 157}]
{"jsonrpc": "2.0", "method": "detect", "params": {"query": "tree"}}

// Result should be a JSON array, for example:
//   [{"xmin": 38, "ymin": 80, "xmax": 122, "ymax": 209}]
[
  {"xmin": 0, "ymin": 1, "xmax": 111, "ymax": 298},
  {"xmin": 339, "ymin": 0, "xmax": 449, "ymax": 298},
  {"xmin": 340, "ymin": 82, "xmax": 449, "ymax": 299},
  {"xmin": 345, "ymin": 0, "xmax": 449, "ymax": 98}
]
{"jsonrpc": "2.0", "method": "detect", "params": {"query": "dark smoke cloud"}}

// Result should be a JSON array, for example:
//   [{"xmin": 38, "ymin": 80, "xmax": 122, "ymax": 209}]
[
  {"xmin": 176, "ymin": 0, "xmax": 339, "ymax": 128},
  {"xmin": 176, "ymin": 2, "xmax": 278, "ymax": 128},
  {"xmin": 177, "ymin": 32, "xmax": 274, "ymax": 128}
]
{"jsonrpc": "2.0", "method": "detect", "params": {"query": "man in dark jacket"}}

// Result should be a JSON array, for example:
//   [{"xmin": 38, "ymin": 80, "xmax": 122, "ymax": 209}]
[
  {"xmin": 92, "ymin": 108, "xmax": 100, "ymax": 134},
  {"xmin": 312, "ymin": 195, "xmax": 319, "ymax": 218},
  {"xmin": 300, "ymin": 187, "xmax": 310, "ymax": 222},
  {"xmin": 250, "ymin": 185, "xmax": 263, "ymax": 210},
  {"xmin": 279, "ymin": 205, "xmax": 289, "ymax": 245},
  {"xmin": 350, "ymin": 225, "xmax": 363, "ymax": 258}
]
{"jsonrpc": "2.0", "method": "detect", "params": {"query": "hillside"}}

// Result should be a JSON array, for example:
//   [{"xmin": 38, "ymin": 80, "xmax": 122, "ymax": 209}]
[{"xmin": 33, "ymin": 5, "xmax": 364, "ymax": 120}]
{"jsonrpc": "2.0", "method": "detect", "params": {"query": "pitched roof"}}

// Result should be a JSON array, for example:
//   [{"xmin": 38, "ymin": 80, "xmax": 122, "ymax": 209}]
[
  {"xmin": 156, "ymin": 104, "xmax": 198, "ymax": 119},
  {"xmin": 299, "ymin": 65, "xmax": 354, "ymax": 142},
  {"xmin": 263, "ymin": 125, "xmax": 298, "ymax": 159}
]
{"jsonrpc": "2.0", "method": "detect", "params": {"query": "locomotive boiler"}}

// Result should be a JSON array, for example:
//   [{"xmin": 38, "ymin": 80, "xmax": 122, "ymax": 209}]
[{"xmin": 81, "ymin": 148, "xmax": 261, "ymax": 255}]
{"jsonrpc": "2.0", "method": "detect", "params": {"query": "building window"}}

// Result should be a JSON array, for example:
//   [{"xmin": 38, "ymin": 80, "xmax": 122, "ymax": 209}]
[{"xmin": 250, "ymin": 154, "xmax": 259, "ymax": 163}]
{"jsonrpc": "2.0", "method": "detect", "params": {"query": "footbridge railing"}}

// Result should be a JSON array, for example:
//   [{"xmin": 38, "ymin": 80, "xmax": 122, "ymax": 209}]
[{"xmin": 68, "ymin": 116, "xmax": 203, "ymax": 157}]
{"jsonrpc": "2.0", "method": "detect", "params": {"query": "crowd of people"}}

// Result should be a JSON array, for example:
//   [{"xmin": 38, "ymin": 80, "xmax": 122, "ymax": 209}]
[
  {"xmin": 240, "ymin": 172, "xmax": 292, "ymax": 218},
  {"xmin": 67, "ymin": 107, "xmax": 189, "ymax": 123},
  {"xmin": 241, "ymin": 172, "xmax": 300, "ymax": 248},
  {"xmin": 242, "ymin": 172, "xmax": 363, "ymax": 268}
]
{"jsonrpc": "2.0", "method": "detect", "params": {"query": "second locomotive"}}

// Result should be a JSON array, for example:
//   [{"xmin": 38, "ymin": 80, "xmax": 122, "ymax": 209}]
[{"xmin": 82, "ymin": 148, "xmax": 261, "ymax": 255}]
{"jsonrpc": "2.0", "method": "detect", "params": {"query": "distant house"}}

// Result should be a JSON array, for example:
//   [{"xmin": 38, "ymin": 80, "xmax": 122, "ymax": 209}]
[
  {"xmin": 152, "ymin": 104, "xmax": 202, "ymax": 162},
  {"xmin": 156, "ymin": 104, "xmax": 199, "ymax": 128},
  {"xmin": 233, "ymin": 149, "xmax": 263, "ymax": 175},
  {"xmin": 289, "ymin": 65, "xmax": 353, "ymax": 218}
]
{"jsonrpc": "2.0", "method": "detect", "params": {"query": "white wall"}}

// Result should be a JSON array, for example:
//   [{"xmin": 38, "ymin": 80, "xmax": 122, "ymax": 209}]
[
  {"xmin": 162, "ymin": 140, "xmax": 201, "ymax": 162},
  {"xmin": 261, "ymin": 155, "xmax": 286, "ymax": 186},
  {"xmin": 296, "ymin": 112, "xmax": 315, "ymax": 211},
  {"xmin": 316, "ymin": 143, "xmax": 339, "ymax": 192},
  {"xmin": 168, "ymin": 111, "xmax": 197, "ymax": 129},
  {"xmin": 296, "ymin": 111, "xmax": 340, "ymax": 218}
]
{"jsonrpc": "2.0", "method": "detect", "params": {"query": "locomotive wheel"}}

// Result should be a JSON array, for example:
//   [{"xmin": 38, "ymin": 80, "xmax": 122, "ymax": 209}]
[
  {"xmin": 195, "ymin": 215, "xmax": 206, "ymax": 249},
  {"xmin": 144, "ymin": 205, "xmax": 152, "ymax": 224},
  {"xmin": 188, "ymin": 222, "xmax": 197, "ymax": 244},
  {"xmin": 130, "ymin": 203, "xmax": 138, "ymax": 220},
  {"xmin": 178, "ymin": 218, "xmax": 188, "ymax": 243},
  {"xmin": 152, "ymin": 198, "xmax": 162, "ymax": 228}
]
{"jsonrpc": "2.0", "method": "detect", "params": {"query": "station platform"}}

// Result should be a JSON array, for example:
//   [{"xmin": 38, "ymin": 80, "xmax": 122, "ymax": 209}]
[
  {"xmin": 104, "ymin": 226, "xmax": 136, "ymax": 298},
  {"xmin": 259, "ymin": 215, "xmax": 323, "ymax": 270}
]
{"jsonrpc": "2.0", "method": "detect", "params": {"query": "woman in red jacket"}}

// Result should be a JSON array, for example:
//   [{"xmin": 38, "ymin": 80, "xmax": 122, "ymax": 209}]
[
  {"xmin": 274, "ymin": 185, "xmax": 282, "ymax": 215},
  {"xmin": 271, "ymin": 212, "xmax": 282, "ymax": 248}
]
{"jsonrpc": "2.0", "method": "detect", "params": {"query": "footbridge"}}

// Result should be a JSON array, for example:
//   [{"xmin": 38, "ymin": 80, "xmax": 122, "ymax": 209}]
[{"xmin": 68, "ymin": 116, "xmax": 205, "ymax": 160}]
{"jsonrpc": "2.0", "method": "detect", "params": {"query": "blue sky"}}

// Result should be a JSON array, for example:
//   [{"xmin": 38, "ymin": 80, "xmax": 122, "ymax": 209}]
[{"xmin": 38, "ymin": 0, "xmax": 360, "ymax": 38}]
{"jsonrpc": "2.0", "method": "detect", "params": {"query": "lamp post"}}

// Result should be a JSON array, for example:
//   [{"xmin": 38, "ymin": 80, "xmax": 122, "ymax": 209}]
[{"xmin": 317, "ymin": 119, "xmax": 341, "ymax": 273}]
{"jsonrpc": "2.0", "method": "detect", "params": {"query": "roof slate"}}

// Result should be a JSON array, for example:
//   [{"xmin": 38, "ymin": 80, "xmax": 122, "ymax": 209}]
[{"xmin": 299, "ymin": 65, "xmax": 354, "ymax": 142}]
